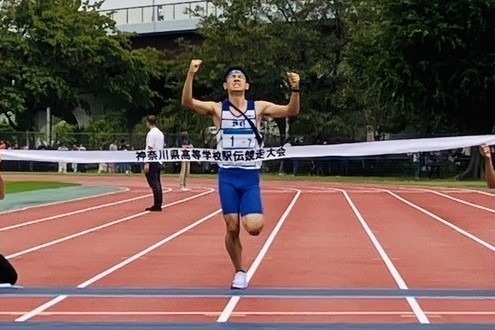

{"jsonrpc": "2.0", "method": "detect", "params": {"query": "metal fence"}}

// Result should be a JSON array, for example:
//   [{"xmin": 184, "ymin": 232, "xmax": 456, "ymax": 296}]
[
  {"xmin": 0, "ymin": 130, "xmax": 283, "ymax": 151},
  {"xmin": 97, "ymin": 1, "xmax": 221, "ymax": 25}
]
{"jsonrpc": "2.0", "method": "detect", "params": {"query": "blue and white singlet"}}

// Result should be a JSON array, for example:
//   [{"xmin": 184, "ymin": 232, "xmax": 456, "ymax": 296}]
[{"xmin": 216, "ymin": 100, "xmax": 262, "ymax": 170}]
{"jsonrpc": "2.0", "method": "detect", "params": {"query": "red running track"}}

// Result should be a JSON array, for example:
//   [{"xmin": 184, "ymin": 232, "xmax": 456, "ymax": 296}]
[{"xmin": 0, "ymin": 176, "xmax": 493, "ymax": 327}]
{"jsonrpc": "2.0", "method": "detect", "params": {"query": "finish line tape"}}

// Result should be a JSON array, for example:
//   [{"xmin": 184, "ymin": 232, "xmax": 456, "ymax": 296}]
[{"xmin": 1, "ymin": 134, "xmax": 494, "ymax": 164}]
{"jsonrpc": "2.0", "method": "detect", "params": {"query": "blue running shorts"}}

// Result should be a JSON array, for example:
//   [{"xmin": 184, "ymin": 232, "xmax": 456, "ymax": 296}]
[{"xmin": 218, "ymin": 167, "xmax": 263, "ymax": 216}]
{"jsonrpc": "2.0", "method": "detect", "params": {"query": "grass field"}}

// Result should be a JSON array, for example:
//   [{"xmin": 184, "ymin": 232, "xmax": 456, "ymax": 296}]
[
  {"xmin": 2, "ymin": 171, "xmax": 489, "ymax": 189},
  {"xmin": 158, "ymin": 172, "xmax": 489, "ymax": 188},
  {"xmin": 5, "ymin": 181, "xmax": 79, "ymax": 194},
  {"xmin": 258, "ymin": 174, "xmax": 490, "ymax": 188}
]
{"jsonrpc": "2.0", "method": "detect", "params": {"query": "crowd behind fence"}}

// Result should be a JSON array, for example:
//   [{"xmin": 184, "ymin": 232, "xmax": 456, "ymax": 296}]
[{"xmin": 0, "ymin": 131, "xmax": 473, "ymax": 179}]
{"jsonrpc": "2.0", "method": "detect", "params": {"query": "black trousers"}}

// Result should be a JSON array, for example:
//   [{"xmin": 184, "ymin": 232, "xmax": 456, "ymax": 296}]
[
  {"xmin": 0, "ymin": 254, "xmax": 17, "ymax": 285},
  {"xmin": 145, "ymin": 163, "xmax": 163, "ymax": 208}
]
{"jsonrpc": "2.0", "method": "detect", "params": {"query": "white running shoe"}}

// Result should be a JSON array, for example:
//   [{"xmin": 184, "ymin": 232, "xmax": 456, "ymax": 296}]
[{"xmin": 231, "ymin": 271, "xmax": 247, "ymax": 289}]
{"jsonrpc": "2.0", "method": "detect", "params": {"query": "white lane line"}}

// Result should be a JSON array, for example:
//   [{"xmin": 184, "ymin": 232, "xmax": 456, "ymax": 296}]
[
  {"xmin": 216, "ymin": 189, "xmax": 302, "ymax": 323},
  {"xmin": 6, "ymin": 189, "xmax": 214, "ymax": 260},
  {"xmin": 6, "ymin": 212, "xmax": 147, "ymax": 259},
  {"xmin": 420, "ymin": 189, "xmax": 495, "ymax": 214},
  {"xmin": 0, "ymin": 188, "xmax": 171, "ymax": 232},
  {"xmin": 386, "ymin": 190, "xmax": 495, "ymax": 252},
  {"xmin": 467, "ymin": 189, "xmax": 495, "ymax": 197},
  {"xmin": 307, "ymin": 186, "xmax": 383, "ymax": 192},
  {"xmin": 13, "ymin": 295, "xmax": 68, "ymax": 322},
  {"xmin": 76, "ymin": 209, "xmax": 221, "ymax": 288},
  {"xmin": 0, "ymin": 187, "xmax": 130, "ymax": 215},
  {"xmin": 338, "ymin": 189, "xmax": 430, "ymax": 325},
  {"xmin": 261, "ymin": 189, "xmax": 299, "ymax": 194},
  {"xmin": 14, "ymin": 208, "xmax": 222, "ymax": 323}
]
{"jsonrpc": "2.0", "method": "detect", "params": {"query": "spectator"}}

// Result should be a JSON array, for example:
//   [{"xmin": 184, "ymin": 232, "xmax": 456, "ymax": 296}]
[
  {"xmin": 57, "ymin": 143, "xmax": 69, "ymax": 173},
  {"xmin": 177, "ymin": 128, "xmax": 193, "ymax": 191},
  {"xmin": 157, "ymin": 5, "xmax": 164, "ymax": 21}
]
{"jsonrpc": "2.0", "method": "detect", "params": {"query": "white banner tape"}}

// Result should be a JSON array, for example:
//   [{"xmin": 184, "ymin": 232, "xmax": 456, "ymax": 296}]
[{"xmin": 1, "ymin": 134, "xmax": 494, "ymax": 164}]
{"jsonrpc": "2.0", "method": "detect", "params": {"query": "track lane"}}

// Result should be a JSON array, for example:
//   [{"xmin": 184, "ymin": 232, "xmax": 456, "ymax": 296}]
[
  {"xmin": 19, "ymin": 298, "xmax": 228, "ymax": 323},
  {"xmin": 24, "ymin": 191, "xmax": 298, "ymax": 323},
  {"xmin": 9, "ymin": 191, "xmax": 218, "ymax": 287},
  {"xmin": 0, "ymin": 190, "xmax": 198, "ymax": 255},
  {"xmin": 84, "ymin": 191, "xmax": 296, "ymax": 288},
  {"xmin": 0, "ymin": 189, "xmax": 144, "ymax": 226},
  {"xmin": 249, "ymin": 192, "xmax": 399, "ymax": 288},
  {"xmin": 229, "ymin": 191, "xmax": 421, "ymax": 325},
  {"xmin": 0, "ymin": 298, "xmax": 52, "ymax": 322},
  {"xmin": 419, "ymin": 300, "xmax": 495, "ymax": 324},
  {"xmin": 445, "ymin": 190, "xmax": 495, "ymax": 210},
  {"xmin": 392, "ymin": 191, "xmax": 495, "ymax": 245},
  {"xmin": 349, "ymin": 192, "xmax": 495, "ymax": 289}
]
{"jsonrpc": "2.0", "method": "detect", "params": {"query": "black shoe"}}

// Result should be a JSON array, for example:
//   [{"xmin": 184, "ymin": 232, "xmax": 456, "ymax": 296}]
[{"xmin": 145, "ymin": 206, "xmax": 162, "ymax": 212}]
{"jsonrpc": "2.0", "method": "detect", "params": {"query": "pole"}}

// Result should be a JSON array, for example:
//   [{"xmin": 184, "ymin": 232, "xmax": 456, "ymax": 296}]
[
  {"xmin": 283, "ymin": 82, "xmax": 290, "ymax": 143},
  {"xmin": 152, "ymin": 0, "xmax": 155, "ymax": 22},
  {"xmin": 46, "ymin": 107, "xmax": 51, "ymax": 147},
  {"xmin": 285, "ymin": 117, "xmax": 290, "ymax": 141}
]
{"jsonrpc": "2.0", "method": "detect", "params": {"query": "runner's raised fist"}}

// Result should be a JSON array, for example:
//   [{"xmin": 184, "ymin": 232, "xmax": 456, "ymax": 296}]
[
  {"xmin": 480, "ymin": 143, "xmax": 492, "ymax": 160},
  {"xmin": 287, "ymin": 72, "xmax": 300, "ymax": 89},
  {"xmin": 189, "ymin": 59, "xmax": 202, "ymax": 73}
]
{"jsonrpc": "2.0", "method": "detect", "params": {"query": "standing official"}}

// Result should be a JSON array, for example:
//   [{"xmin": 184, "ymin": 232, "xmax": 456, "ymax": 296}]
[
  {"xmin": 144, "ymin": 116, "xmax": 165, "ymax": 212},
  {"xmin": 178, "ymin": 128, "xmax": 193, "ymax": 191}
]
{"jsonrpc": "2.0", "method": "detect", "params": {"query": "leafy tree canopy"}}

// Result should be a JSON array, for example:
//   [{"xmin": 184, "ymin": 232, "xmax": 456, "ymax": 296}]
[
  {"xmin": 0, "ymin": 0, "xmax": 164, "ymax": 131},
  {"xmin": 161, "ymin": 0, "xmax": 362, "ymax": 143}
]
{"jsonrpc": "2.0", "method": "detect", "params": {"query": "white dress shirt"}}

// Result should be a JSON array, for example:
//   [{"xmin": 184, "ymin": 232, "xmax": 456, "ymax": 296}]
[{"xmin": 146, "ymin": 127, "xmax": 165, "ymax": 162}]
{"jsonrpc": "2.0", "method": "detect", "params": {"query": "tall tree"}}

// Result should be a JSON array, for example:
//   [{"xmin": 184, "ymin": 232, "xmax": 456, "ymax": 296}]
[
  {"xmin": 345, "ymin": 1, "xmax": 407, "ymax": 140},
  {"xmin": 347, "ymin": 0, "xmax": 495, "ymax": 179},
  {"xmin": 164, "ymin": 0, "xmax": 362, "ymax": 143},
  {"xmin": 350, "ymin": 0, "xmax": 495, "ymax": 136},
  {"xmin": 0, "ymin": 0, "xmax": 163, "ymax": 132}
]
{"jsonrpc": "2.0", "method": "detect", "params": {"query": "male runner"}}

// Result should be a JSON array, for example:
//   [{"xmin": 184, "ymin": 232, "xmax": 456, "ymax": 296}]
[{"xmin": 181, "ymin": 59, "xmax": 300, "ymax": 289}]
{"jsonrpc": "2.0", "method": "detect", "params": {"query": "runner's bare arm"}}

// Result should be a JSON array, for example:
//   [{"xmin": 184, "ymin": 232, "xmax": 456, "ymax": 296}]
[
  {"xmin": 259, "ymin": 72, "xmax": 300, "ymax": 118},
  {"xmin": 480, "ymin": 144, "xmax": 495, "ymax": 188},
  {"xmin": 181, "ymin": 59, "xmax": 217, "ymax": 116}
]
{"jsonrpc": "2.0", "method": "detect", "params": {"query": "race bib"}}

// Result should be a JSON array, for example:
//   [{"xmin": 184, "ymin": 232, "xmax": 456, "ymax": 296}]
[{"xmin": 221, "ymin": 132, "xmax": 257, "ymax": 149}]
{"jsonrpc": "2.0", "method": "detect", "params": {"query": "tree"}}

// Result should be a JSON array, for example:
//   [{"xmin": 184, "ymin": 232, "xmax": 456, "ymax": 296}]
[
  {"xmin": 85, "ymin": 112, "xmax": 126, "ymax": 149},
  {"xmin": 345, "ymin": 0, "xmax": 410, "ymax": 140},
  {"xmin": 165, "ymin": 0, "xmax": 361, "ymax": 143},
  {"xmin": 0, "ymin": 0, "xmax": 164, "ymax": 132},
  {"xmin": 349, "ymin": 0, "xmax": 495, "ymax": 136},
  {"xmin": 390, "ymin": 1, "xmax": 495, "ymax": 134},
  {"xmin": 346, "ymin": 0, "xmax": 495, "ymax": 179},
  {"xmin": 52, "ymin": 120, "xmax": 77, "ymax": 147}
]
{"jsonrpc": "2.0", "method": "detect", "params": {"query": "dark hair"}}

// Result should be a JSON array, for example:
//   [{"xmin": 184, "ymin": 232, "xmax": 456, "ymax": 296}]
[
  {"xmin": 224, "ymin": 66, "xmax": 250, "ymax": 83},
  {"xmin": 147, "ymin": 115, "xmax": 157, "ymax": 125}
]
